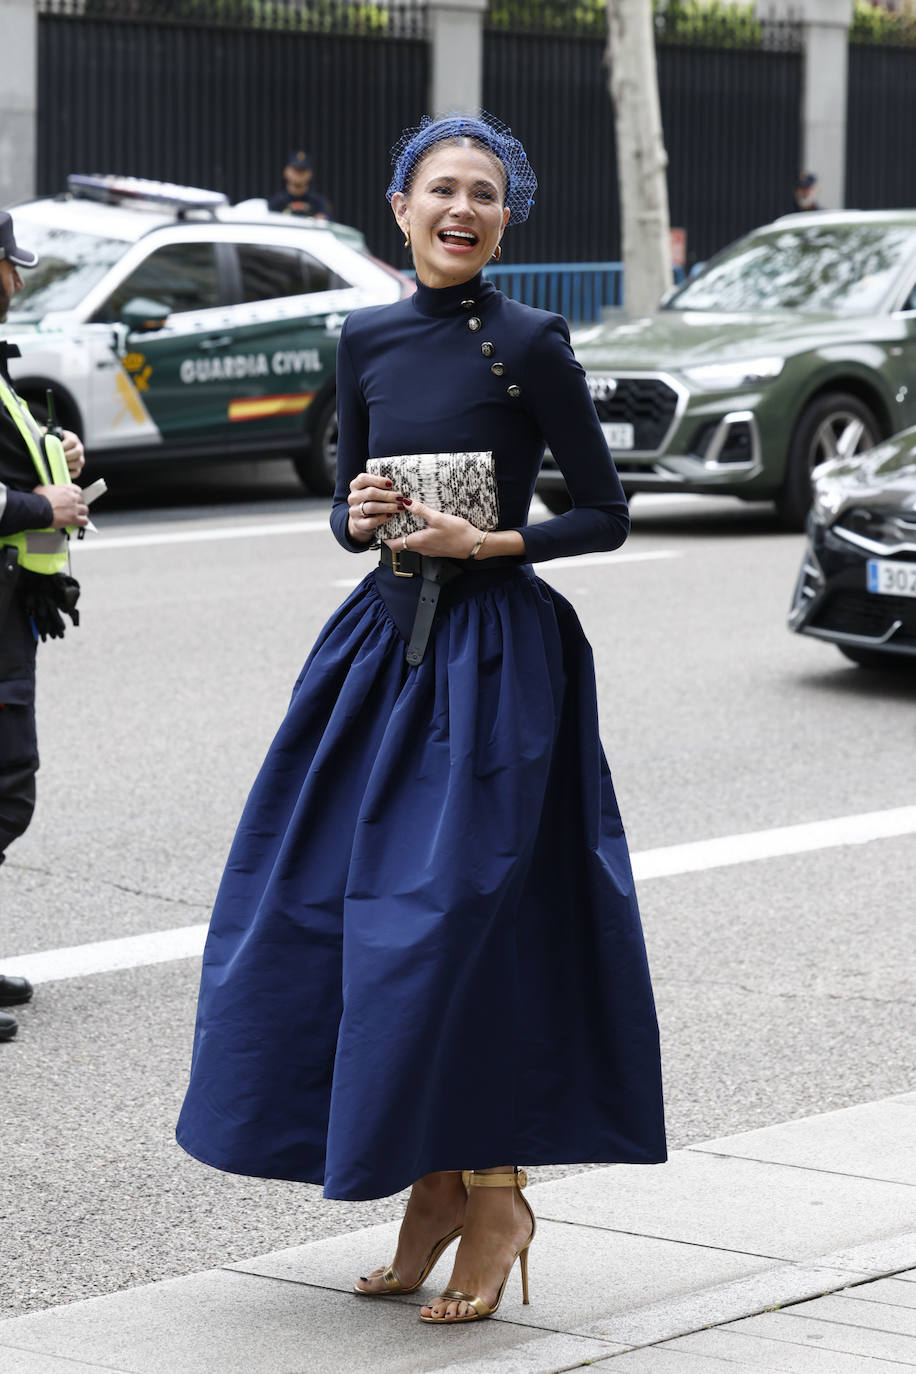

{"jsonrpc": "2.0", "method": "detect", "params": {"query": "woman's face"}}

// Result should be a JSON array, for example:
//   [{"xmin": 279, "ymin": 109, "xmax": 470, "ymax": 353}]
[{"xmin": 392, "ymin": 143, "xmax": 510, "ymax": 289}]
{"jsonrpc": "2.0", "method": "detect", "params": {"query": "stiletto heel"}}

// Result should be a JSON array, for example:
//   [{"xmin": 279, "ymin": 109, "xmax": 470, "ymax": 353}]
[
  {"xmin": 519, "ymin": 1241, "xmax": 530, "ymax": 1304},
  {"xmin": 419, "ymin": 1167, "xmax": 536, "ymax": 1324}
]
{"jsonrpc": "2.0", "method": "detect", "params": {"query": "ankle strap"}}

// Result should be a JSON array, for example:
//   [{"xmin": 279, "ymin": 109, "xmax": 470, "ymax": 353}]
[{"xmin": 462, "ymin": 1169, "xmax": 527, "ymax": 1189}]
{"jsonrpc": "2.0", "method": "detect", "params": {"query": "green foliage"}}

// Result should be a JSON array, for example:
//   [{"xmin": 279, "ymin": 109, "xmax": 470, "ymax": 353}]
[
  {"xmin": 655, "ymin": 0, "xmax": 764, "ymax": 46},
  {"xmin": 487, "ymin": 0, "xmax": 785, "ymax": 47},
  {"xmin": 77, "ymin": 0, "xmax": 395, "ymax": 32},
  {"xmin": 850, "ymin": 0, "xmax": 916, "ymax": 46},
  {"xmin": 487, "ymin": 0, "xmax": 605, "ymax": 35}
]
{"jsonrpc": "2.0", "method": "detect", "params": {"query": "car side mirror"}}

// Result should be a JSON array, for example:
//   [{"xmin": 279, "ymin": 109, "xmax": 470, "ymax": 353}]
[{"xmin": 120, "ymin": 297, "xmax": 170, "ymax": 332}]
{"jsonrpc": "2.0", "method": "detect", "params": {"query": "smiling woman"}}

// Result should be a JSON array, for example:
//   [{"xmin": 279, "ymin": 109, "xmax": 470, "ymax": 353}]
[
  {"xmin": 391, "ymin": 144, "xmax": 509, "ymax": 287},
  {"xmin": 177, "ymin": 112, "xmax": 665, "ymax": 1331}
]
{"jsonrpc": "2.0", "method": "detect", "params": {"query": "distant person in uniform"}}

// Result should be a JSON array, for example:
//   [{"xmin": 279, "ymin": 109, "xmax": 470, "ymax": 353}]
[
  {"xmin": 0, "ymin": 209, "xmax": 88, "ymax": 1042},
  {"xmin": 792, "ymin": 172, "xmax": 822, "ymax": 213},
  {"xmin": 267, "ymin": 150, "xmax": 330, "ymax": 220}
]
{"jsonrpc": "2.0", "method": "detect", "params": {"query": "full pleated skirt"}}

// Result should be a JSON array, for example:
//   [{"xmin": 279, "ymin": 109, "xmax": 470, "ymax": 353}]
[{"xmin": 176, "ymin": 565, "xmax": 665, "ymax": 1200}]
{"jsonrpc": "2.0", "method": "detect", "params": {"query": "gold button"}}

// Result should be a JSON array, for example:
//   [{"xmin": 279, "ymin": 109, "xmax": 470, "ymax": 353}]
[
  {"xmin": 468, "ymin": 317, "xmax": 482, "ymax": 332},
  {"xmin": 507, "ymin": 384, "xmax": 521, "ymax": 398},
  {"xmin": 461, "ymin": 299, "xmax": 475, "ymax": 310},
  {"xmin": 481, "ymin": 342, "xmax": 495, "ymax": 358},
  {"xmin": 491, "ymin": 362, "xmax": 505, "ymax": 376}
]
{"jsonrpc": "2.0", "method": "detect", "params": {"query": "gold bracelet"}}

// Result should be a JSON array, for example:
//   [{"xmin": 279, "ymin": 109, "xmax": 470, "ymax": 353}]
[{"xmin": 468, "ymin": 528, "xmax": 490, "ymax": 560}]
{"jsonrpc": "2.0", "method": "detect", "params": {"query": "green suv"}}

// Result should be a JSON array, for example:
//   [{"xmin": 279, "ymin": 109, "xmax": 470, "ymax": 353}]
[{"xmin": 537, "ymin": 211, "xmax": 916, "ymax": 526}]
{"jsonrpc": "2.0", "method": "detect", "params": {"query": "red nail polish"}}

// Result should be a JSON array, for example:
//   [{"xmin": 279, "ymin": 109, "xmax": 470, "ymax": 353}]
[
  {"xmin": 403, "ymin": 497, "xmax": 413, "ymax": 506},
  {"xmin": 385, "ymin": 479, "xmax": 393, "ymax": 488}
]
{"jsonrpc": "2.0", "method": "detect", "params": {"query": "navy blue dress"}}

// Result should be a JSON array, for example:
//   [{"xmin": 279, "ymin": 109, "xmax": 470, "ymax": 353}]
[{"xmin": 176, "ymin": 272, "xmax": 666, "ymax": 1201}]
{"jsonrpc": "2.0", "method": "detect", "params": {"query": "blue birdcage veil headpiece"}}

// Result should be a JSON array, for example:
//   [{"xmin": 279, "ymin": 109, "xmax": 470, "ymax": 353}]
[{"xmin": 386, "ymin": 112, "xmax": 537, "ymax": 224}]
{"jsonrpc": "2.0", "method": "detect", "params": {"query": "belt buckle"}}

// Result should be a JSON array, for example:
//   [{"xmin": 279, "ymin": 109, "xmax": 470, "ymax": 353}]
[{"xmin": 391, "ymin": 548, "xmax": 414, "ymax": 578}]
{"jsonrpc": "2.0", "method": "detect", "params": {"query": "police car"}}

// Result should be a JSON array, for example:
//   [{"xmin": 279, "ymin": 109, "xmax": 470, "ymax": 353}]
[{"xmin": 5, "ymin": 176, "xmax": 412, "ymax": 494}]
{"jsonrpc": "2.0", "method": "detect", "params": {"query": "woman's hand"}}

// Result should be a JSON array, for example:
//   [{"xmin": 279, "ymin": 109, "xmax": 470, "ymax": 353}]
[
  {"xmin": 347, "ymin": 471, "xmax": 406, "ymax": 543},
  {"xmin": 383, "ymin": 502, "xmax": 481, "ymax": 560}
]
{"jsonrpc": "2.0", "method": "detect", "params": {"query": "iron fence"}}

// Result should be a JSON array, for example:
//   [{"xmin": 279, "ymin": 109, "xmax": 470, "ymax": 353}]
[
  {"xmin": 485, "ymin": 261, "xmax": 623, "ymax": 321},
  {"xmin": 484, "ymin": 9, "xmax": 802, "ymax": 266},
  {"xmin": 847, "ymin": 39, "xmax": 916, "ymax": 210},
  {"xmin": 38, "ymin": 0, "xmax": 915, "ymax": 276},
  {"xmin": 37, "ymin": 0, "xmax": 428, "ymax": 264}
]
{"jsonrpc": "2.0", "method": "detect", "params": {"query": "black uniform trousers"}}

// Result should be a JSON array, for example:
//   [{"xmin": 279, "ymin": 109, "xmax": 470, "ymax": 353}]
[
  {"xmin": 0, "ymin": 376, "xmax": 45, "ymax": 863},
  {"xmin": 0, "ymin": 699, "xmax": 38, "ymax": 863},
  {"xmin": 0, "ymin": 603, "xmax": 39, "ymax": 863}
]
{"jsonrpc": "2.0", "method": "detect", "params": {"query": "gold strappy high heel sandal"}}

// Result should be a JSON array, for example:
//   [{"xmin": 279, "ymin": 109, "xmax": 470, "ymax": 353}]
[
  {"xmin": 419, "ymin": 1168, "xmax": 536, "ymax": 1324},
  {"xmin": 354, "ymin": 1174, "xmax": 467, "ymax": 1297},
  {"xmin": 353, "ymin": 1224, "xmax": 463, "ymax": 1296}
]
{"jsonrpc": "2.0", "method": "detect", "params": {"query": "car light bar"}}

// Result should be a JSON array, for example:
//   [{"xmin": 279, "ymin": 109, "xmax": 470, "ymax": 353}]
[{"xmin": 67, "ymin": 174, "xmax": 228, "ymax": 212}]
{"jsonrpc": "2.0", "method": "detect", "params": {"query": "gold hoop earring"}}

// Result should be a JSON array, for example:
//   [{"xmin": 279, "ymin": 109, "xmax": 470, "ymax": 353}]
[
  {"xmin": 491, "ymin": 244, "xmax": 502, "ymax": 263},
  {"xmin": 403, "ymin": 227, "xmax": 411, "ymax": 248}
]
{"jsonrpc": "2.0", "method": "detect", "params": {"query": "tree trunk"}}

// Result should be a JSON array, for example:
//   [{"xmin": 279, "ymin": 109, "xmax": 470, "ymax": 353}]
[{"xmin": 606, "ymin": 0, "xmax": 672, "ymax": 316}]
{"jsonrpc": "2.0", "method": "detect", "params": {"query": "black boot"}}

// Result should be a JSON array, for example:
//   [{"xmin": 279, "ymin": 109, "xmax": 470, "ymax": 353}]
[
  {"xmin": 0, "ymin": 975, "xmax": 33, "ymax": 1007},
  {"xmin": 0, "ymin": 1010, "xmax": 17, "ymax": 1041}
]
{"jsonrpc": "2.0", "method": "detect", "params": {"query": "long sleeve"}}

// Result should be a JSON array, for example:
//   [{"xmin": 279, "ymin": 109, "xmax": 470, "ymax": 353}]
[
  {"xmin": 515, "ymin": 316, "xmax": 629, "ymax": 563},
  {"xmin": 330, "ymin": 320, "xmax": 375, "ymax": 553},
  {"xmin": 0, "ymin": 483, "xmax": 53, "ymax": 536}
]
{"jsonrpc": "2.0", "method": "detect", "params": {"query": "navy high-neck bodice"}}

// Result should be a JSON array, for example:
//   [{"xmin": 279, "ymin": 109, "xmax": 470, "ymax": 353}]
[{"xmin": 330, "ymin": 271, "xmax": 628, "ymax": 563}]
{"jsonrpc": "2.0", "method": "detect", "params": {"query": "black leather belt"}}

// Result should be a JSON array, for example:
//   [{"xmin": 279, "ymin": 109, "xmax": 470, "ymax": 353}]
[{"xmin": 379, "ymin": 544, "xmax": 464, "ymax": 665}]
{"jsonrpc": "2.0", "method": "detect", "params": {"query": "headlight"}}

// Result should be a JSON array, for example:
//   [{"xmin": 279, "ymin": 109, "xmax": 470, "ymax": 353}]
[{"xmin": 682, "ymin": 356, "xmax": 785, "ymax": 389}]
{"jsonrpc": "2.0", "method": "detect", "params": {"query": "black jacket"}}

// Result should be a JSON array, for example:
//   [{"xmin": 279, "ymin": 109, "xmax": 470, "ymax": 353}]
[{"xmin": 0, "ymin": 344, "xmax": 53, "ymax": 700}]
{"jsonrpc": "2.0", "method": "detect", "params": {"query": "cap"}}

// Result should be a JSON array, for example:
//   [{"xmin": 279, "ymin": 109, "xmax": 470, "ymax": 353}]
[
  {"xmin": 286, "ymin": 149, "xmax": 312, "ymax": 171},
  {"xmin": 796, "ymin": 172, "xmax": 817, "ymax": 189},
  {"xmin": 0, "ymin": 210, "xmax": 38, "ymax": 269}
]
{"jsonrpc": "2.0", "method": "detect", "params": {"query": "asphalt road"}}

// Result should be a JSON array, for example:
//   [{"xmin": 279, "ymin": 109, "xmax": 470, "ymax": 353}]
[{"xmin": 2, "ymin": 459, "xmax": 914, "ymax": 1318}]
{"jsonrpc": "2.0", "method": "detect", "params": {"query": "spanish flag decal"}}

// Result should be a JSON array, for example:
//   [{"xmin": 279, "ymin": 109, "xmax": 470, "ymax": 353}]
[{"xmin": 228, "ymin": 393, "xmax": 315, "ymax": 422}]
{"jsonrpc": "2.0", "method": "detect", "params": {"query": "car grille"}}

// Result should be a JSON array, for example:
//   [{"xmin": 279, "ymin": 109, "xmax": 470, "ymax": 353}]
[
  {"xmin": 836, "ymin": 507, "xmax": 916, "ymax": 551},
  {"xmin": 810, "ymin": 589, "xmax": 916, "ymax": 644},
  {"xmin": 592, "ymin": 378, "xmax": 679, "ymax": 452}
]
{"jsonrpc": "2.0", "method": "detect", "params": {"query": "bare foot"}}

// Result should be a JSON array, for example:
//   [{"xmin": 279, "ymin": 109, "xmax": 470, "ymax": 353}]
[
  {"xmin": 354, "ymin": 1171, "xmax": 467, "ymax": 1294},
  {"xmin": 420, "ymin": 1170, "xmax": 534, "ymax": 1321}
]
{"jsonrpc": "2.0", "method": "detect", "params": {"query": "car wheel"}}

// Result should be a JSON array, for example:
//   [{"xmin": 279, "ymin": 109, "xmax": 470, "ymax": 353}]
[
  {"xmin": 294, "ymin": 392, "xmax": 338, "ymax": 496},
  {"xmin": 838, "ymin": 644, "xmax": 913, "ymax": 671},
  {"xmin": 776, "ymin": 392, "xmax": 879, "ymax": 529}
]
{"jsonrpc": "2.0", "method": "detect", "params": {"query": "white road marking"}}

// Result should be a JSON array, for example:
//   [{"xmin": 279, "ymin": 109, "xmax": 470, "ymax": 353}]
[
  {"xmin": 1, "ymin": 924, "xmax": 208, "ymax": 984},
  {"xmin": 77, "ymin": 489, "xmax": 735, "ymax": 553},
  {"xmin": 5, "ymin": 805, "xmax": 916, "ymax": 986},
  {"xmin": 631, "ymin": 805, "xmax": 916, "ymax": 880},
  {"xmin": 537, "ymin": 549, "xmax": 677, "ymax": 571},
  {"xmin": 332, "ymin": 548, "xmax": 678, "ymax": 588},
  {"xmin": 75, "ymin": 519, "xmax": 329, "ymax": 551}
]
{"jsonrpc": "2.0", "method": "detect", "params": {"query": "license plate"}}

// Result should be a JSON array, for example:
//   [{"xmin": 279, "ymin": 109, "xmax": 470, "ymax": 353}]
[
  {"xmin": 866, "ymin": 559, "xmax": 916, "ymax": 597},
  {"xmin": 601, "ymin": 422, "xmax": 635, "ymax": 450}
]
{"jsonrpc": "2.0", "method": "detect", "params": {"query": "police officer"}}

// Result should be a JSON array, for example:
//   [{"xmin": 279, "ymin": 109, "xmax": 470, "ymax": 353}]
[
  {"xmin": 0, "ymin": 209, "xmax": 89, "ymax": 1042},
  {"xmin": 267, "ymin": 149, "xmax": 330, "ymax": 219}
]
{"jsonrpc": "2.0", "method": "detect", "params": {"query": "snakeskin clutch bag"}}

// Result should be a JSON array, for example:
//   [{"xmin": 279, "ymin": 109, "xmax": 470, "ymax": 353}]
[{"xmin": 366, "ymin": 452, "xmax": 499, "ymax": 540}]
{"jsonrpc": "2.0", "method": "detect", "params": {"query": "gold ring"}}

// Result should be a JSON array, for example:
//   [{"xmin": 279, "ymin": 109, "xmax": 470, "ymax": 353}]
[
  {"xmin": 402, "ymin": 535, "xmax": 409, "ymax": 551},
  {"xmin": 359, "ymin": 501, "xmax": 368, "ymax": 519}
]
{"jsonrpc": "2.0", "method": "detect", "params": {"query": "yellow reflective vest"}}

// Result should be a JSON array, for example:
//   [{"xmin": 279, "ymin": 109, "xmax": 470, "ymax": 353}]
[{"xmin": 0, "ymin": 373, "xmax": 71, "ymax": 575}]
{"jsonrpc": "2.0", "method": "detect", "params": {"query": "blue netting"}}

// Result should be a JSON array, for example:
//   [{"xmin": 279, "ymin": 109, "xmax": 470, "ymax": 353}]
[{"xmin": 386, "ymin": 113, "xmax": 537, "ymax": 224}]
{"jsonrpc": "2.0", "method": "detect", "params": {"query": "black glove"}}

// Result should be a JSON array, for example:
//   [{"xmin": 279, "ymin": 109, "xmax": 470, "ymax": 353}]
[{"xmin": 20, "ymin": 570, "xmax": 81, "ymax": 642}]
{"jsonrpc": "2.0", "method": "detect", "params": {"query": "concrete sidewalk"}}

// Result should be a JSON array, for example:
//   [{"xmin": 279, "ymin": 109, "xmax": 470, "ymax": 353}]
[{"xmin": 2, "ymin": 1094, "xmax": 915, "ymax": 1373}]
